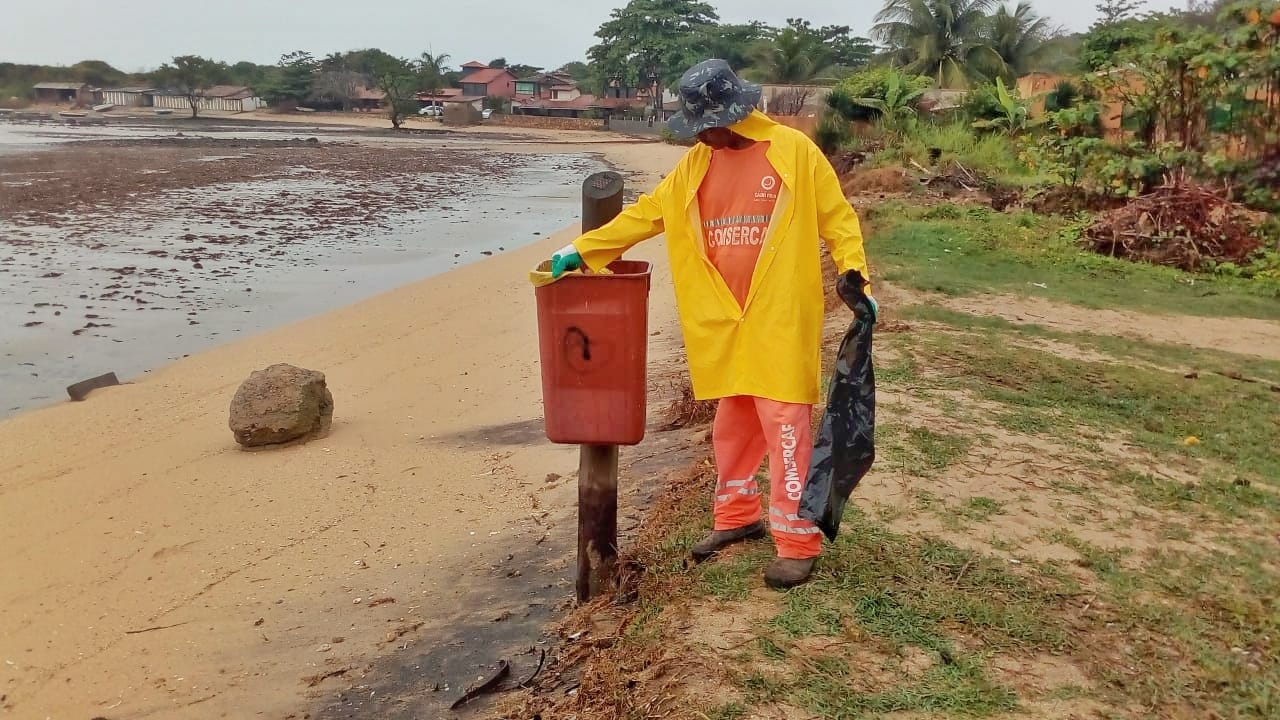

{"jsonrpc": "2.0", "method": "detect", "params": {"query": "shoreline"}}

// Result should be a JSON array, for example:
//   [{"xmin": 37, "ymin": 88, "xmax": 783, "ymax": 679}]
[
  {"xmin": 0, "ymin": 130, "xmax": 688, "ymax": 718},
  {"xmin": 0, "ymin": 120, "xmax": 662, "ymax": 416}
]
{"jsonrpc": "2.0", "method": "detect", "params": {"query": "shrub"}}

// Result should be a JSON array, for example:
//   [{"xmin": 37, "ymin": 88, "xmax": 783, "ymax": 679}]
[
  {"xmin": 816, "ymin": 108, "xmax": 853, "ymax": 155},
  {"xmin": 874, "ymin": 120, "xmax": 1026, "ymax": 180},
  {"xmin": 1044, "ymin": 80, "xmax": 1081, "ymax": 113},
  {"xmin": 828, "ymin": 66, "xmax": 931, "ymax": 122},
  {"xmin": 962, "ymin": 83, "xmax": 1005, "ymax": 123}
]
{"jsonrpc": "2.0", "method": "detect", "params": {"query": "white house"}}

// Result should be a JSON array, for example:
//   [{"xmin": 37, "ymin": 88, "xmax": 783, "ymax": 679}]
[{"xmin": 152, "ymin": 86, "xmax": 262, "ymax": 113}]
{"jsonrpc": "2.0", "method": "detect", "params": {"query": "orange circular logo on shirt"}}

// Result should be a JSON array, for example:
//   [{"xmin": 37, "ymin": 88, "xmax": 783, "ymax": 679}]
[{"xmin": 761, "ymin": 175, "xmax": 777, "ymax": 191}]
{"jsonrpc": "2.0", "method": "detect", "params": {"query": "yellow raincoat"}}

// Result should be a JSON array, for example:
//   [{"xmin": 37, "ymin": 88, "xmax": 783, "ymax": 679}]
[{"xmin": 572, "ymin": 110, "xmax": 870, "ymax": 405}]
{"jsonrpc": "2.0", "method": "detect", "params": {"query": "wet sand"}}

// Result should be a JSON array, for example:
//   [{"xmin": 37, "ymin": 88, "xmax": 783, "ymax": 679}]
[
  {"xmin": 1, "ymin": 123, "xmax": 604, "ymax": 415},
  {"xmin": 0, "ymin": 118, "xmax": 689, "ymax": 719}
]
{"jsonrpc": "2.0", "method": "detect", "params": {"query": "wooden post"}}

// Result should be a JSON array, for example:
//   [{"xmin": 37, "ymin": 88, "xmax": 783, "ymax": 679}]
[
  {"xmin": 577, "ymin": 444, "xmax": 620, "ymax": 601},
  {"xmin": 66, "ymin": 372, "xmax": 120, "ymax": 402},
  {"xmin": 576, "ymin": 171, "xmax": 625, "ymax": 604}
]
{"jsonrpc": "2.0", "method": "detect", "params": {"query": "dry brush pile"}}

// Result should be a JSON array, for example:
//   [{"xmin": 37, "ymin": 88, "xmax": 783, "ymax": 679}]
[{"xmin": 1082, "ymin": 183, "xmax": 1268, "ymax": 271}]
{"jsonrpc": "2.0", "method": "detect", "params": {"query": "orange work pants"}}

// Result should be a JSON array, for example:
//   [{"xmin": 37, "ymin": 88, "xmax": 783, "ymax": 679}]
[{"xmin": 711, "ymin": 396, "xmax": 823, "ymax": 559}]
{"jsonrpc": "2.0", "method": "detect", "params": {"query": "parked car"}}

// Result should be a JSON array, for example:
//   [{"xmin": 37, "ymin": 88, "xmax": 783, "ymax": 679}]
[
  {"xmin": 418, "ymin": 105, "xmax": 442, "ymax": 117},
  {"xmin": 482, "ymin": 109, "xmax": 493, "ymax": 120}
]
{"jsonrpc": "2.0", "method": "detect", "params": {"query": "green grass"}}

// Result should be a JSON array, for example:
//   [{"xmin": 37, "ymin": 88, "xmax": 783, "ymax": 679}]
[
  {"xmin": 1113, "ymin": 469, "xmax": 1280, "ymax": 520},
  {"xmin": 792, "ymin": 653, "xmax": 1020, "ymax": 718},
  {"xmin": 697, "ymin": 509, "xmax": 1068, "ymax": 717},
  {"xmin": 703, "ymin": 702, "xmax": 748, "ymax": 720},
  {"xmin": 960, "ymin": 496, "xmax": 1006, "ymax": 522},
  {"xmin": 866, "ymin": 202, "xmax": 1280, "ymax": 318},
  {"xmin": 879, "ymin": 424, "xmax": 973, "ymax": 477},
  {"xmin": 1034, "ymin": 527, "xmax": 1280, "ymax": 718},
  {"xmin": 698, "ymin": 553, "xmax": 765, "ymax": 601},
  {"xmin": 866, "ymin": 120, "xmax": 1045, "ymax": 185},
  {"xmin": 894, "ymin": 326, "xmax": 1280, "ymax": 487},
  {"xmin": 769, "ymin": 587, "xmax": 844, "ymax": 638},
  {"xmin": 901, "ymin": 305, "xmax": 1280, "ymax": 387},
  {"xmin": 591, "ymin": 196, "xmax": 1280, "ymax": 720}
]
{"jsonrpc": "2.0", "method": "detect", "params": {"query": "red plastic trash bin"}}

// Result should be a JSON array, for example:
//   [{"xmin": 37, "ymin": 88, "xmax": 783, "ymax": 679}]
[{"xmin": 534, "ymin": 260, "xmax": 652, "ymax": 446}]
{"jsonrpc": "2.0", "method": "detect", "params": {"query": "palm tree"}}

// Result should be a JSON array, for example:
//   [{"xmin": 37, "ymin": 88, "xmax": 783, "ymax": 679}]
[
  {"xmin": 872, "ymin": 0, "xmax": 1005, "ymax": 88},
  {"xmin": 748, "ymin": 27, "xmax": 834, "ymax": 84},
  {"xmin": 418, "ymin": 52, "xmax": 452, "ymax": 92},
  {"xmin": 988, "ymin": 2, "xmax": 1053, "ymax": 78}
]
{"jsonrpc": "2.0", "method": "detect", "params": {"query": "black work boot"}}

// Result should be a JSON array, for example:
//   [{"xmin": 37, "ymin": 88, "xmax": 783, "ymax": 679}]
[
  {"xmin": 690, "ymin": 521, "xmax": 767, "ymax": 562},
  {"xmin": 764, "ymin": 557, "xmax": 816, "ymax": 590}
]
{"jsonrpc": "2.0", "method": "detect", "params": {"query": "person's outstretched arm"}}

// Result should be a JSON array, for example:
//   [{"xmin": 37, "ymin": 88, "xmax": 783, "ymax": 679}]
[{"xmin": 550, "ymin": 166, "xmax": 680, "ymax": 277}]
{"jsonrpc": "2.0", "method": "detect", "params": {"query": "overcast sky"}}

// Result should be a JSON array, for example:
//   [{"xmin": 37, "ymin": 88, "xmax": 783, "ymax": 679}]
[{"xmin": 2, "ymin": 0, "xmax": 1172, "ymax": 73}]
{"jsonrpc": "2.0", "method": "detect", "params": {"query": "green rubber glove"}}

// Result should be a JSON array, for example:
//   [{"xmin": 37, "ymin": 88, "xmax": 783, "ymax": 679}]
[
  {"xmin": 867, "ymin": 295, "xmax": 879, "ymax": 323},
  {"xmin": 551, "ymin": 245, "xmax": 583, "ymax": 279}
]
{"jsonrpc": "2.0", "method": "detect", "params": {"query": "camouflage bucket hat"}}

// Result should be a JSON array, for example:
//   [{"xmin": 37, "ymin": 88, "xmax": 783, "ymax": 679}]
[{"xmin": 667, "ymin": 59, "xmax": 762, "ymax": 139}]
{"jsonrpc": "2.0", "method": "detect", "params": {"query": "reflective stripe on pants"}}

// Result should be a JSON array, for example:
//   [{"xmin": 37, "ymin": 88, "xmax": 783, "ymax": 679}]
[{"xmin": 712, "ymin": 395, "xmax": 821, "ymax": 559}]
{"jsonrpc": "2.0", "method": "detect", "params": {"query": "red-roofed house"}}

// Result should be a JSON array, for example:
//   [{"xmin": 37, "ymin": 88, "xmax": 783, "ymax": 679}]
[
  {"xmin": 514, "ymin": 93, "xmax": 643, "ymax": 118},
  {"xmin": 351, "ymin": 86, "xmax": 387, "ymax": 110},
  {"xmin": 457, "ymin": 63, "xmax": 517, "ymax": 99}
]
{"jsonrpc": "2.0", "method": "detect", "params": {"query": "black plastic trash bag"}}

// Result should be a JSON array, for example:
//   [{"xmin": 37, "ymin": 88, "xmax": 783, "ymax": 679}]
[{"xmin": 798, "ymin": 270, "xmax": 876, "ymax": 541}]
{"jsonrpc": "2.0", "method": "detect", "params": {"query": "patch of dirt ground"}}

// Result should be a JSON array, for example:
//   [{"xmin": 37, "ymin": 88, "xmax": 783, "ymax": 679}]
[{"xmin": 940, "ymin": 294, "xmax": 1280, "ymax": 361}]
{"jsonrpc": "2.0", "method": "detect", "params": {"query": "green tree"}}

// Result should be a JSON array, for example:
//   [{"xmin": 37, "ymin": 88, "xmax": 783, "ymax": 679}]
[
  {"xmin": 1079, "ymin": 18, "xmax": 1153, "ymax": 70},
  {"xmin": 988, "ymin": 2, "xmax": 1054, "ymax": 77},
  {"xmin": 749, "ymin": 24, "xmax": 835, "ymax": 83},
  {"xmin": 786, "ymin": 18, "xmax": 875, "ymax": 69},
  {"xmin": 312, "ymin": 52, "xmax": 366, "ymax": 111},
  {"xmin": 684, "ymin": 22, "xmax": 772, "ymax": 73},
  {"xmin": 873, "ymin": 0, "xmax": 1006, "ymax": 88},
  {"xmin": 153, "ymin": 55, "xmax": 228, "ymax": 118},
  {"xmin": 1035, "ymin": 33, "xmax": 1086, "ymax": 73},
  {"xmin": 359, "ymin": 50, "xmax": 420, "ymax": 129},
  {"xmin": 557, "ymin": 61, "xmax": 591, "ymax": 83},
  {"xmin": 510, "ymin": 64, "xmax": 545, "ymax": 79},
  {"xmin": 1094, "ymin": 0, "xmax": 1147, "ymax": 26},
  {"xmin": 312, "ymin": 68, "xmax": 363, "ymax": 110},
  {"xmin": 418, "ymin": 52, "xmax": 452, "ymax": 92},
  {"xmin": 226, "ymin": 61, "xmax": 271, "ymax": 89},
  {"xmin": 588, "ymin": 0, "xmax": 719, "ymax": 100},
  {"xmin": 261, "ymin": 51, "xmax": 316, "ymax": 107},
  {"xmin": 738, "ymin": 19, "xmax": 875, "ymax": 85},
  {"xmin": 68, "ymin": 60, "xmax": 129, "ymax": 87}
]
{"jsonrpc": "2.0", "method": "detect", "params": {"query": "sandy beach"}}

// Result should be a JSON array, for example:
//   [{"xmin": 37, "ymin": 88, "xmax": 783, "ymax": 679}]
[{"xmin": 0, "ymin": 118, "xmax": 690, "ymax": 719}]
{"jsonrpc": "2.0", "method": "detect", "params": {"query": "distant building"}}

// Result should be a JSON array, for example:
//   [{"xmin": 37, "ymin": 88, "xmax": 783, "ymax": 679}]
[
  {"xmin": 456, "ymin": 63, "xmax": 517, "ymax": 99},
  {"xmin": 99, "ymin": 87, "xmax": 156, "ymax": 107},
  {"xmin": 32, "ymin": 82, "xmax": 92, "ymax": 106},
  {"xmin": 152, "ymin": 86, "xmax": 262, "ymax": 113},
  {"xmin": 515, "ymin": 71, "xmax": 580, "ymax": 100},
  {"xmin": 351, "ymin": 86, "xmax": 387, "ymax": 111},
  {"xmin": 1016, "ymin": 72, "xmax": 1066, "ymax": 116},
  {"xmin": 514, "ymin": 93, "xmax": 641, "ymax": 119},
  {"xmin": 918, "ymin": 88, "xmax": 966, "ymax": 113},
  {"xmin": 459, "ymin": 61, "xmax": 490, "ymax": 78},
  {"xmin": 416, "ymin": 88, "xmax": 486, "ymax": 112}
]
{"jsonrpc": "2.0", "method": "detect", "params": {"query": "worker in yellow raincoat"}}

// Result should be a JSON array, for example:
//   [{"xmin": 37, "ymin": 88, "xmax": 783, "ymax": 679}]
[{"xmin": 548, "ymin": 59, "xmax": 875, "ymax": 589}]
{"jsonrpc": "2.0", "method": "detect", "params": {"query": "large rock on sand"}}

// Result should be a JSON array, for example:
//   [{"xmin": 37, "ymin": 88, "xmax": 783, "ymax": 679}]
[{"xmin": 229, "ymin": 364, "xmax": 334, "ymax": 448}]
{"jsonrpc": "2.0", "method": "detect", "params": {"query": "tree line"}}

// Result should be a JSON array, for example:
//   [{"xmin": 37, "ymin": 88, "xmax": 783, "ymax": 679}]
[{"xmin": 5, "ymin": 1, "xmax": 1244, "ymax": 128}]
